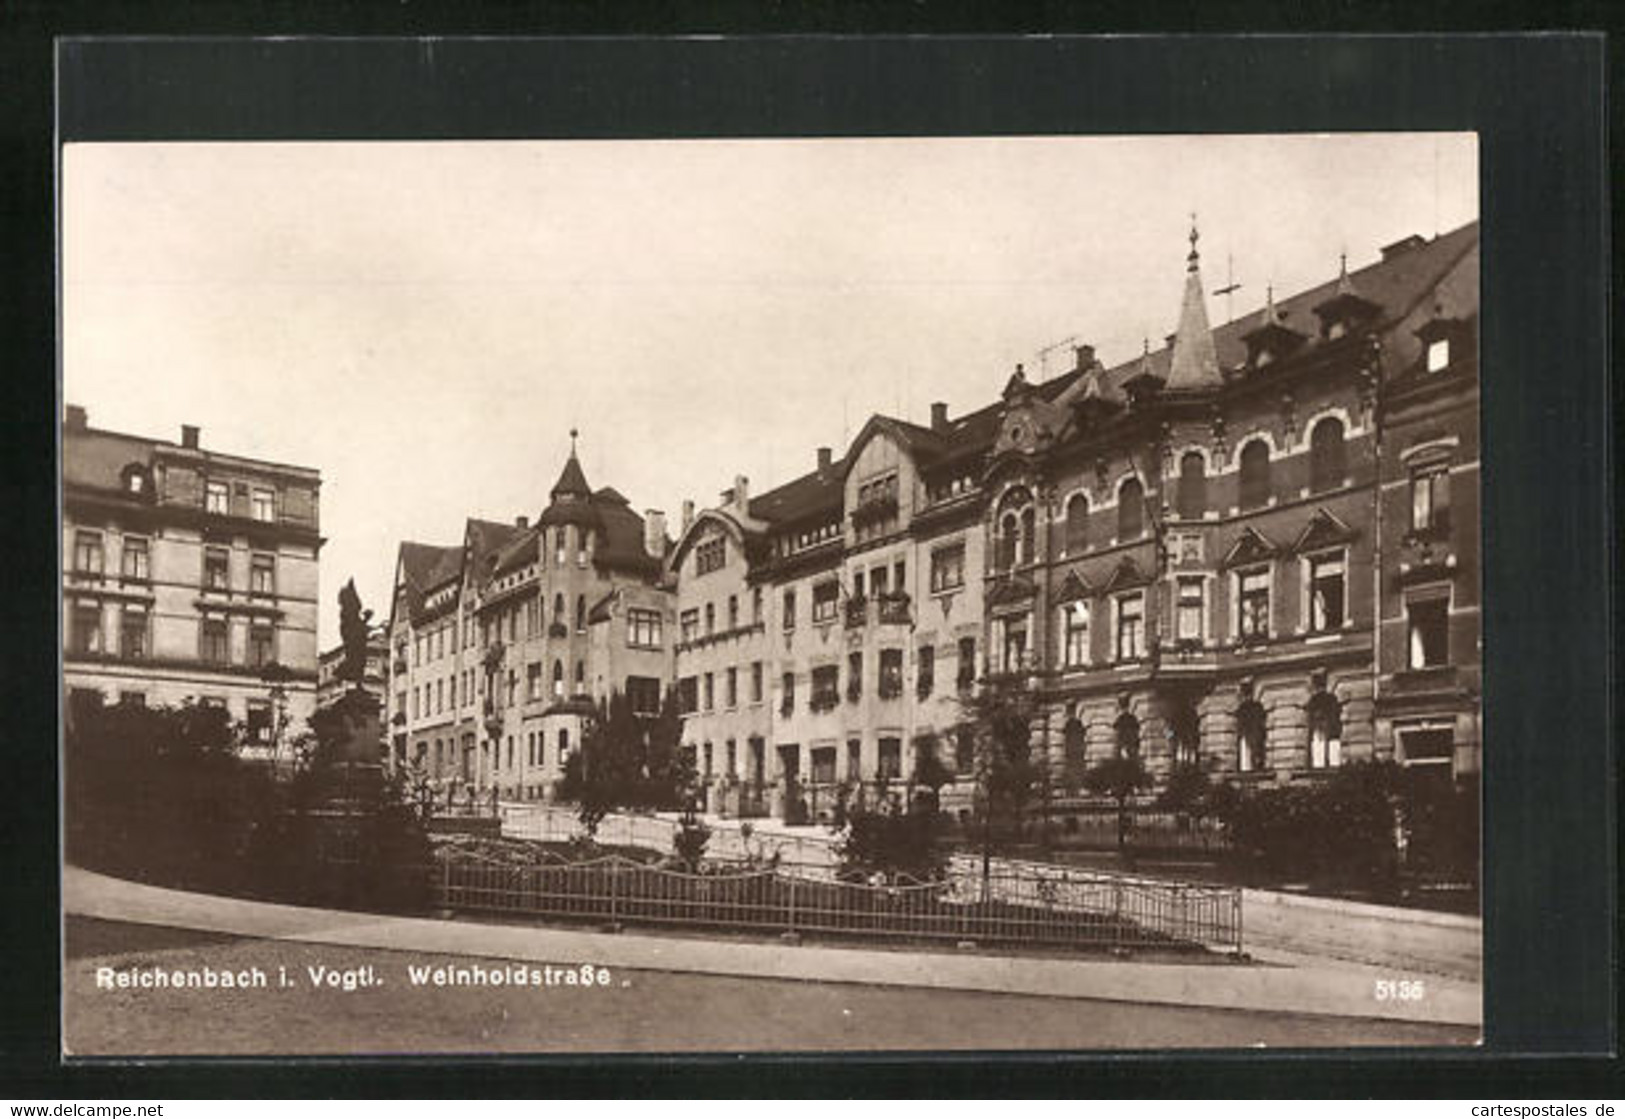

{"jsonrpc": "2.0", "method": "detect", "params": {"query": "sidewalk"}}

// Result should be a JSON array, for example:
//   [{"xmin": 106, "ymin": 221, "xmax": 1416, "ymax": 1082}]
[{"xmin": 63, "ymin": 865, "xmax": 1480, "ymax": 1027}]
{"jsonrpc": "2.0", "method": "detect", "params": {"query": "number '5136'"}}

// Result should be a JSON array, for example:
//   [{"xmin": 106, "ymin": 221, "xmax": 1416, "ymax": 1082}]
[{"xmin": 1374, "ymin": 979, "xmax": 1426, "ymax": 1001}]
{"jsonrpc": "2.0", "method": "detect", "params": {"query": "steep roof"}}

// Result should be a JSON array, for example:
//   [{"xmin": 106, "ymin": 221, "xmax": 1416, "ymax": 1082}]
[
  {"xmin": 550, "ymin": 451, "xmax": 592, "ymax": 501},
  {"xmin": 732, "ymin": 220, "xmax": 1479, "ymax": 532},
  {"xmin": 62, "ymin": 428, "xmax": 156, "ymax": 493}
]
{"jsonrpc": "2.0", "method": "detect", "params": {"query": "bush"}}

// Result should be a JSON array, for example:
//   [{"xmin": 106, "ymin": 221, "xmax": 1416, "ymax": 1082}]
[
  {"xmin": 672, "ymin": 805, "xmax": 711, "ymax": 871},
  {"xmin": 834, "ymin": 799, "xmax": 946, "ymax": 884}
]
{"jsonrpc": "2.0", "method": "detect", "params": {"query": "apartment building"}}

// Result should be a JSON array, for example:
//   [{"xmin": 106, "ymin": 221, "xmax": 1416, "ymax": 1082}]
[{"xmin": 62, "ymin": 407, "xmax": 323, "ymax": 752}]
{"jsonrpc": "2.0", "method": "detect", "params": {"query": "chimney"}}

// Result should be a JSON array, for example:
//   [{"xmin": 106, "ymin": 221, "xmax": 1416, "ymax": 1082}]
[
  {"xmin": 64, "ymin": 404, "xmax": 87, "ymax": 431},
  {"xmin": 644, "ymin": 509, "xmax": 667, "ymax": 558},
  {"xmin": 1380, "ymin": 233, "xmax": 1427, "ymax": 261},
  {"xmin": 1073, "ymin": 344, "xmax": 1097, "ymax": 372},
  {"xmin": 817, "ymin": 447, "xmax": 832, "ymax": 475},
  {"xmin": 181, "ymin": 424, "xmax": 200, "ymax": 450},
  {"xmin": 681, "ymin": 499, "xmax": 695, "ymax": 534},
  {"xmin": 720, "ymin": 486, "xmax": 735, "ymax": 505},
  {"xmin": 515, "ymin": 515, "xmax": 529, "ymax": 530},
  {"xmin": 733, "ymin": 474, "xmax": 749, "ymax": 510},
  {"xmin": 929, "ymin": 402, "xmax": 949, "ymax": 433}
]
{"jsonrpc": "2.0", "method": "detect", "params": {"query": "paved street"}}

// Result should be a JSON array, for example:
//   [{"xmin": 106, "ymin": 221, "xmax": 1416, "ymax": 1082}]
[{"xmin": 65, "ymin": 917, "xmax": 1476, "ymax": 1054}]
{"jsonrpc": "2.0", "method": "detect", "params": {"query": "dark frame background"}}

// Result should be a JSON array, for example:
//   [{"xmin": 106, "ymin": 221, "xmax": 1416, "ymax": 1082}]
[{"xmin": 4, "ymin": 25, "xmax": 1614, "ymax": 1097}]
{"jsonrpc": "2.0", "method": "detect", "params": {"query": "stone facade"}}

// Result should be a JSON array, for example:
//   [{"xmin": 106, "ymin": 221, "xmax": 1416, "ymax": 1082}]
[{"xmin": 62, "ymin": 406, "xmax": 323, "ymax": 755}]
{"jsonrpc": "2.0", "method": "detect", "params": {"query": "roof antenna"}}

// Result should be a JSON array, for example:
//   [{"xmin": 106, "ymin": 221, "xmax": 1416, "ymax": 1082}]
[{"xmin": 1213, "ymin": 251, "xmax": 1242, "ymax": 325}]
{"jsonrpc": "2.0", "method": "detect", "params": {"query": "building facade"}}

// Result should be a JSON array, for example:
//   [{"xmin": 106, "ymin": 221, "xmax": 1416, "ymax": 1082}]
[
  {"xmin": 316, "ymin": 626, "xmax": 388, "ymax": 713},
  {"xmin": 384, "ymin": 442, "xmax": 674, "ymax": 799},
  {"xmin": 661, "ymin": 220, "xmax": 1480, "ymax": 822},
  {"xmin": 62, "ymin": 406, "xmax": 324, "ymax": 752}
]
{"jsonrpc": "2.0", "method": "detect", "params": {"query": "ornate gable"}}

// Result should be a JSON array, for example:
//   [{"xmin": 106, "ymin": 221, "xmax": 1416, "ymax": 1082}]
[
  {"xmin": 1101, "ymin": 556, "xmax": 1149, "ymax": 594},
  {"xmin": 1055, "ymin": 567, "xmax": 1093, "ymax": 603},
  {"xmin": 986, "ymin": 574, "xmax": 1037, "ymax": 609},
  {"xmin": 1220, "ymin": 527, "xmax": 1278, "ymax": 570},
  {"xmin": 1292, "ymin": 507, "xmax": 1358, "ymax": 553}
]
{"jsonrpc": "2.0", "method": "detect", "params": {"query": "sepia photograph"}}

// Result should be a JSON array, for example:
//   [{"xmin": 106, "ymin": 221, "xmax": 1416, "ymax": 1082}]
[{"xmin": 60, "ymin": 130, "xmax": 1484, "ymax": 1056}]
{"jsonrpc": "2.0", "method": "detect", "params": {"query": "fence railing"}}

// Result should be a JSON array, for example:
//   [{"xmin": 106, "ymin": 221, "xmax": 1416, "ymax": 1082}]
[{"xmin": 434, "ymin": 850, "xmax": 1241, "ymax": 953}]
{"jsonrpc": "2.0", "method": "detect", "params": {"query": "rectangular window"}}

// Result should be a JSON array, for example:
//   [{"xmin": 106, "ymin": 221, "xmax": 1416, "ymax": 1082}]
[
  {"xmin": 120, "ymin": 536, "xmax": 149, "ymax": 581},
  {"xmin": 695, "ymin": 536, "xmax": 726, "ymax": 575},
  {"xmin": 1000, "ymin": 615, "xmax": 1029, "ymax": 673},
  {"xmin": 205, "ymin": 480, "xmax": 229, "ymax": 515},
  {"xmin": 1408, "ymin": 597, "xmax": 1450, "ymax": 668},
  {"xmin": 1115, "ymin": 594, "xmax": 1145, "ymax": 661},
  {"xmin": 704, "ymin": 602, "xmax": 715, "ymax": 636},
  {"xmin": 752, "ymin": 587, "xmax": 763, "ymax": 626},
  {"xmin": 678, "ymin": 676, "xmax": 698, "ymax": 715},
  {"xmin": 750, "ymin": 661, "xmax": 764, "ymax": 703},
  {"xmin": 1238, "ymin": 568, "xmax": 1271, "ymax": 643},
  {"xmin": 1411, "ymin": 465, "xmax": 1451, "ymax": 534},
  {"xmin": 957, "ymin": 636, "xmax": 977, "ymax": 690},
  {"xmin": 955, "ymin": 726, "xmax": 975, "ymax": 774},
  {"xmin": 878, "ymin": 737, "xmax": 902, "ymax": 780},
  {"xmin": 1309, "ymin": 554, "xmax": 1346, "ymax": 632},
  {"xmin": 878, "ymin": 648, "xmax": 904, "ymax": 699},
  {"xmin": 726, "ymin": 666, "xmax": 738, "ymax": 708},
  {"xmin": 679, "ymin": 609, "xmax": 699, "ymax": 644},
  {"xmin": 703, "ymin": 672, "xmax": 714, "ymax": 711},
  {"xmin": 200, "ymin": 617, "xmax": 228, "ymax": 664},
  {"xmin": 846, "ymin": 738, "xmax": 862, "ymax": 781},
  {"xmin": 1061, "ymin": 601, "xmax": 1090, "ymax": 667},
  {"xmin": 781, "ymin": 671, "xmax": 796, "ymax": 715},
  {"xmin": 870, "ymin": 565, "xmax": 888, "ymax": 597},
  {"xmin": 931, "ymin": 545, "xmax": 966, "ymax": 593},
  {"xmin": 250, "ymin": 553, "xmax": 276, "ymax": 597},
  {"xmin": 726, "ymin": 739, "xmax": 737, "ymax": 777},
  {"xmin": 204, "ymin": 547, "xmax": 230, "ymax": 591},
  {"xmin": 1176, "ymin": 577, "xmax": 1205, "ymax": 643},
  {"xmin": 251, "ymin": 488, "xmax": 275, "ymax": 522},
  {"xmin": 1426, "ymin": 338, "xmax": 1451, "ymax": 373},
  {"xmin": 70, "ymin": 602, "xmax": 102, "ymax": 654},
  {"xmin": 74, "ymin": 531, "xmax": 104, "ymax": 575},
  {"xmin": 245, "ymin": 701, "xmax": 273, "ymax": 744},
  {"xmin": 846, "ymin": 652, "xmax": 863, "ymax": 701},
  {"xmin": 627, "ymin": 675, "xmax": 662, "ymax": 716},
  {"xmin": 248, "ymin": 623, "xmax": 275, "ymax": 668},
  {"xmin": 436, "ymin": 679, "xmax": 444, "ymax": 712},
  {"xmin": 628, "ymin": 608, "xmax": 663, "ymax": 649},
  {"xmin": 917, "ymin": 644, "xmax": 935, "ymax": 697},
  {"xmin": 119, "ymin": 607, "xmax": 148, "ymax": 659},
  {"xmin": 1401, "ymin": 725, "xmax": 1455, "ymax": 766},
  {"xmin": 727, "ymin": 595, "xmax": 739, "ymax": 630},
  {"xmin": 893, "ymin": 559, "xmax": 906, "ymax": 592},
  {"xmin": 812, "ymin": 580, "xmax": 839, "ymax": 623},
  {"xmin": 811, "ymin": 665, "xmax": 840, "ymax": 711},
  {"xmin": 811, "ymin": 747, "xmax": 837, "ymax": 785},
  {"xmin": 528, "ymin": 662, "xmax": 543, "ymax": 701},
  {"xmin": 782, "ymin": 589, "xmax": 797, "ymax": 630}
]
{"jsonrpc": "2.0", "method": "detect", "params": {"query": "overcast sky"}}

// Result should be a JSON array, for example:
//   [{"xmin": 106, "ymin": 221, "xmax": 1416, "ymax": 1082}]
[{"xmin": 61, "ymin": 134, "xmax": 1477, "ymax": 646}]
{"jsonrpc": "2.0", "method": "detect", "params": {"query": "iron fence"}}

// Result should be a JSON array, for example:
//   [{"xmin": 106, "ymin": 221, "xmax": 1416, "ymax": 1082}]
[{"xmin": 434, "ymin": 849, "xmax": 1241, "ymax": 952}]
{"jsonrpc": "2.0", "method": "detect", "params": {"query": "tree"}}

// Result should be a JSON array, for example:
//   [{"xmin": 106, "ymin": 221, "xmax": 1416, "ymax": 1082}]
[
  {"xmin": 908, "ymin": 731, "xmax": 954, "ymax": 815},
  {"xmin": 561, "ymin": 687, "xmax": 696, "ymax": 836},
  {"xmin": 833, "ymin": 796, "xmax": 947, "ymax": 884},
  {"xmin": 1083, "ymin": 751, "xmax": 1152, "ymax": 860},
  {"xmin": 953, "ymin": 674, "xmax": 1044, "ymax": 890}
]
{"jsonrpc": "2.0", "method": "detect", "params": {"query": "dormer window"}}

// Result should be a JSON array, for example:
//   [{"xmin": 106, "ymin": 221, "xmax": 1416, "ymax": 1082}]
[
  {"xmin": 1427, "ymin": 337, "xmax": 1451, "ymax": 373},
  {"xmin": 121, "ymin": 464, "xmax": 149, "ymax": 496}
]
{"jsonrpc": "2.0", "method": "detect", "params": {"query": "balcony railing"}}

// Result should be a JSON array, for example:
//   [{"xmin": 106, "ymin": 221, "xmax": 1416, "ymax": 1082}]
[
  {"xmin": 877, "ymin": 592, "xmax": 911, "ymax": 625},
  {"xmin": 844, "ymin": 597, "xmax": 868, "ymax": 629},
  {"xmin": 849, "ymin": 493, "xmax": 899, "ymax": 528}
]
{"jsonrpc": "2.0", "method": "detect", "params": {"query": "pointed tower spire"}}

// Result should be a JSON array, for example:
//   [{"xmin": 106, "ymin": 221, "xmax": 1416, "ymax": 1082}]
[
  {"xmin": 1166, "ymin": 216, "xmax": 1222, "ymax": 391},
  {"xmin": 550, "ymin": 429, "xmax": 592, "ymax": 502}
]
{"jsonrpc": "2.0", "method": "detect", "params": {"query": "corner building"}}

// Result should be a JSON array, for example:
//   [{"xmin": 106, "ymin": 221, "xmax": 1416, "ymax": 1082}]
[
  {"xmin": 385, "ymin": 441, "xmax": 673, "ymax": 799},
  {"xmin": 668, "ymin": 219, "xmax": 1480, "ymax": 821},
  {"xmin": 62, "ymin": 405, "xmax": 323, "ymax": 747}
]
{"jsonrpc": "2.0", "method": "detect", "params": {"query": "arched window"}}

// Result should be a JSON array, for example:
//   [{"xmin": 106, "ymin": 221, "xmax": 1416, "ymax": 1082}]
[
  {"xmin": 1114, "ymin": 712, "xmax": 1141, "ymax": 760},
  {"xmin": 1177, "ymin": 452, "xmax": 1207, "ymax": 520},
  {"xmin": 997, "ymin": 513, "xmax": 1019, "ymax": 571},
  {"xmin": 995, "ymin": 488, "xmax": 1032, "ymax": 570},
  {"xmin": 1307, "ymin": 692, "xmax": 1342, "ymax": 769},
  {"xmin": 1236, "ymin": 700, "xmax": 1267, "ymax": 772},
  {"xmin": 1118, "ymin": 477, "xmax": 1144, "ymax": 541},
  {"xmin": 1064, "ymin": 493, "xmax": 1089, "ymax": 554},
  {"xmin": 575, "ymin": 594, "xmax": 586, "ymax": 632},
  {"xmin": 574, "ymin": 660, "xmax": 585, "ymax": 692},
  {"xmin": 1309, "ymin": 416, "xmax": 1347, "ymax": 493},
  {"xmin": 551, "ymin": 660, "xmax": 564, "ymax": 698},
  {"xmin": 1063, "ymin": 717, "xmax": 1087, "ymax": 791},
  {"xmin": 558, "ymin": 727, "xmax": 569, "ymax": 758},
  {"xmin": 1239, "ymin": 440, "xmax": 1272, "ymax": 510},
  {"xmin": 553, "ymin": 592, "xmax": 565, "ymax": 622}
]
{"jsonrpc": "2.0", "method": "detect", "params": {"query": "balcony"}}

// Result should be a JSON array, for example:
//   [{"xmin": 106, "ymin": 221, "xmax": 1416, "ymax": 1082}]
[
  {"xmin": 877, "ymin": 592, "xmax": 911, "ymax": 626},
  {"xmin": 844, "ymin": 597, "xmax": 868, "ymax": 629},
  {"xmin": 849, "ymin": 493, "xmax": 899, "ymax": 529}
]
